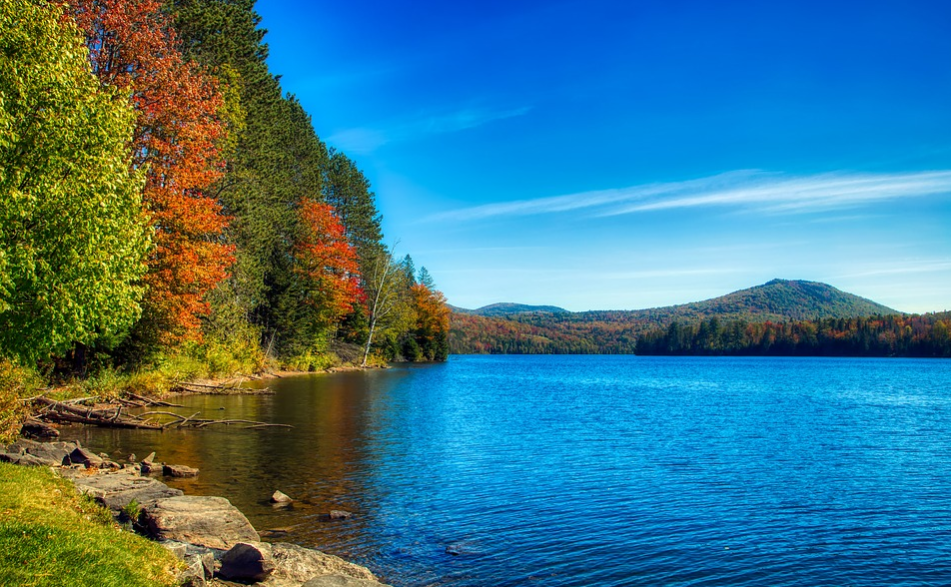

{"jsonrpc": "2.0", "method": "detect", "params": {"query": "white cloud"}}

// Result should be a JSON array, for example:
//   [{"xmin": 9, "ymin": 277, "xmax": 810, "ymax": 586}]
[
  {"xmin": 328, "ymin": 105, "xmax": 532, "ymax": 154},
  {"xmin": 430, "ymin": 170, "xmax": 951, "ymax": 221}
]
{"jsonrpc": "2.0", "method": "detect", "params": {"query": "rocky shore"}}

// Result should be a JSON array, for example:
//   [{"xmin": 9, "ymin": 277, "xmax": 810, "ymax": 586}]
[{"xmin": 0, "ymin": 438, "xmax": 390, "ymax": 587}]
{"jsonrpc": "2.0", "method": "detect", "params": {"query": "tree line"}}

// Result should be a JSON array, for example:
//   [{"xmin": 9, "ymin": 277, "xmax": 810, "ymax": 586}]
[
  {"xmin": 636, "ymin": 314, "xmax": 951, "ymax": 358},
  {"xmin": 451, "ymin": 312, "xmax": 951, "ymax": 358},
  {"xmin": 0, "ymin": 0, "xmax": 450, "ymax": 379}
]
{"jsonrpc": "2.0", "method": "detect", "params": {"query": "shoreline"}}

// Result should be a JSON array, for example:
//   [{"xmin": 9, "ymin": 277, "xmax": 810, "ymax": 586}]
[{"xmin": 1, "ymin": 437, "xmax": 391, "ymax": 587}]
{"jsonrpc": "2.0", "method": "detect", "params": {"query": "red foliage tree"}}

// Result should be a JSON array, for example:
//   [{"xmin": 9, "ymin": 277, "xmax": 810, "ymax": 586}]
[
  {"xmin": 294, "ymin": 199, "xmax": 364, "ymax": 326},
  {"xmin": 66, "ymin": 0, "xmax": 233, "ymax": 344}
]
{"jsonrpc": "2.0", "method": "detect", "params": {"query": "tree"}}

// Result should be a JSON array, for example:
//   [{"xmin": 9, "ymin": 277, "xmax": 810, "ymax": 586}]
[
  {"xmin": 0, "ymin": 0, "xmax": 150, "ymax": 363},
  {"xmin": 278, "ymin": 200, "xmax": 363, "ymax": 356},
  {"xmin": 324, "ymin": 150, "xmax": 384, "ymax": 269},
  {"xmin": 409, "ymin": 283, "xmax": 451, "ymax": 361},
  {"xmin": 66, "ymin": 0, "xmax": 233, "ymax": 346},
  {"xmin": 361, "ymin": 249, "xmax": 415, "ymax": 366}
]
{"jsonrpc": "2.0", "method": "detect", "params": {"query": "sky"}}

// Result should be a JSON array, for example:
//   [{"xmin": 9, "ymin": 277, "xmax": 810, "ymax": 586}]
[{"xmin": 255, "ymin": 0, "xmax": 951, "ymax": 313}]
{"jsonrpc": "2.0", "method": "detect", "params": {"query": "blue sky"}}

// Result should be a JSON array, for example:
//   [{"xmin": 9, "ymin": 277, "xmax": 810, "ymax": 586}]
[{"xmin": 256, "ymin": 0, "xmax": 951, "ymax": 313}]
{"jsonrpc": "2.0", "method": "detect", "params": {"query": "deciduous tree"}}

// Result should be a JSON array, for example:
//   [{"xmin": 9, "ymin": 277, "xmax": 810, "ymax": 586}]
[
  {"xmin": 0, "ymin": 0, "xmax": 149, "ymax": 363},
  {"xmin": 66, "ymin": 0, "xmax": 233, "ymax": 345}
]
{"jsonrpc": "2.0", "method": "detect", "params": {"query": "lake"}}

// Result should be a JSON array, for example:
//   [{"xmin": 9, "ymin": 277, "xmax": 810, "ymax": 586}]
[{"xmin": 76, "ymin": 356, "xmax": 951, "ymax": 586}]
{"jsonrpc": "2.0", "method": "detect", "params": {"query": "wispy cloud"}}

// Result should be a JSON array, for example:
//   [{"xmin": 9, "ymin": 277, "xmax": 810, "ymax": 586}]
[
  {"xmin": 328, "ymin": 105, "xmax": 532, "ymax": 154},
  {"xmin": 430, "ymin": 170, "xmax": 951, "ymax": 222},
  {"xmin": 835, "ymin": 260, "xmax": 951, "ymax": 279}
]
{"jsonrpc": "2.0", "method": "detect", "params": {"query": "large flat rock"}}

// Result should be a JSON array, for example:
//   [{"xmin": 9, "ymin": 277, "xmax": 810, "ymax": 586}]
[
  {"xmin": 303, "ymin": 576, "xmax": 391, "ymax": 587},
  {"xmin": 142, "ymin": 496, "xmax": 260, "ymax": 550},
  {"xmin": 258, "ymin": 542, "xmax": 382, "ymax": 587},
  {"xmin": 71, "ymin": 469, "xmax": 183, "ymax": 513},
  {"xmin": 2, "ymin": 439, "xmax": 79, "ymax": 466}
]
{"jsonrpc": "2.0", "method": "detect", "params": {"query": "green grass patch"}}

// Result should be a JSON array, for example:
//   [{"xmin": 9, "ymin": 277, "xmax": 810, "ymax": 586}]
[{"xmin": 0, "ymin": 463, "xmax": 181, "ymax": 587}]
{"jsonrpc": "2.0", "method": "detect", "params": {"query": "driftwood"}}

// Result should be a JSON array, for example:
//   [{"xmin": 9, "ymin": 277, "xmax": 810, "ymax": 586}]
[
  {"xmin": 29, "ymin": 396, "xmax": 290, "ymax": 432},
  {"xmin": 33, "ymin": 397, "xmax": 162, "ymax": 430},
  {"xmin": 172, "ymin": 381, "xmax": 273, "ymax": 395}
]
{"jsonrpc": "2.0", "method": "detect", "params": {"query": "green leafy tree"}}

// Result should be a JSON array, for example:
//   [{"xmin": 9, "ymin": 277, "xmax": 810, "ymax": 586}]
[{"xmin": 0, "ymin": 0, "xmax": 149, "ymax": 363}]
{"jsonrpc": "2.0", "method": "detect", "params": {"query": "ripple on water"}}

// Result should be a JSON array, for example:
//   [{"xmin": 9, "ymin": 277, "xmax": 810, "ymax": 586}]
[{"xmin": 75, "ymin": 356, "xmax": 951, "ymax": 587}]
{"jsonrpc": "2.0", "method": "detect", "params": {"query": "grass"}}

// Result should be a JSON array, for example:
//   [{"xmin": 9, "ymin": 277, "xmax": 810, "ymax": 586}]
[{"xmin": 0, "ymin": 463, "xmax": 182, "ymax": 587}]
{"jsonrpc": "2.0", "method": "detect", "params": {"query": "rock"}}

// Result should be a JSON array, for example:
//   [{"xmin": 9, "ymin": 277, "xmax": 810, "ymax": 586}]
[
  {"xmin": 0, "ymin": 451, "xmax": 59, "ymax": 467},
  {"xmin": 328, "ymin": 510, "xmax": 353, "ymax": 520},
  {"xmin": 98, "ymin": 452, "xmax": 110, "ymax": 459},
  {"xmin": 219, "ymin": 542, "xmax": 276, "ymax": 582},
  {"xmin": 72, "ymin": 469, "xmax": 183, "ymax": 514},
  {"xmin": 270, "ymin": 490, "xmax": 293, "ymax": 503},
  {"xmin": 142, "ymin": 496, "xmax": 260, "ymax": 550},
  {"xmin": 302, "ymin": 576, "xmax": 391, "ymax": 587},
  {"xmin": 163, "ymin": 464, "xmax": 199, "ymax": 478},
  {"xmin": 65, "ymin": 447, "xmax": 103, "ymax": 468},
  {"xmin": 162, "ymin": 541, "xmax": 188, "ymax": 560},
  {"xmin": 260, "ymin": 542, "xmax": 378, "ymax": 586},
  {"xmin": 20, "ymin": 421, "xmax": 60, "ymax": 439},
  {"xmin": 142, "ymin": 451, "xmax": 156, "ymax": 463},
  {"xmin": 128, "ymin": 453, "xmax": 136, "ymax": 463},
  {"xmin": 140, "ymin": 460, "xmax": 160, "ymax": 475},
  {"xmin": 5, "ymin": 439, "xmax": 79, "ymax": 465},
  {"xmin": 197, "ymin": 551, "xmax": 216, "ymax": 579},
  {"xmin": 179, "ymin": 554, "xmax": 207, "ymax": 586}
]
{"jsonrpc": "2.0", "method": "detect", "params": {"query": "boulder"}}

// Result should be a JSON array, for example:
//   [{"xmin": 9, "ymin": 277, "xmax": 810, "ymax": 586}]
[
  {"xmin": 270, "ymin": 490, "xmax": 293, "ymax": 503},
  {"xmin": 219, "ymin": 542, "xmax": 275, "ymax": 582},
  {"xmin": 328, "ymin": 510, "xmax": 353, "ymax": 520},
  {"xmin": 260, "ymin": 542, "xmax": 377, "ymax": 585},
  {"xmin": 65, "ymin": 447, "xmax": 103, "ymax": 468},
  {"xmin": 142, "ymin": 496, "xmax": 260, "ymax": 550},
  {"xmin": 5, "ymin": 439, "xmax": 79, "ymax": 465},
  {"xmin": 0, "ymin": 452, "xmax": 59, "ymax": 467},
  {"xmin": 163, "ymin": 464, "xmax": 199, "ymax": 478}
]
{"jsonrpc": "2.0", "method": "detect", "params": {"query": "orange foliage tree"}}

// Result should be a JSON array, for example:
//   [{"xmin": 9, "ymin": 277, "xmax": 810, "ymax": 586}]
[
  {"xmin": 410, "ymin": 283, "xmax": 451, "ymax": 361},
  {"xmin": 66, "ymin": 0, "xmax": 233, "ymax": 345},
  {"xmin": 293, "ymin": 199, "xmax": 364, "ymax": 328}
]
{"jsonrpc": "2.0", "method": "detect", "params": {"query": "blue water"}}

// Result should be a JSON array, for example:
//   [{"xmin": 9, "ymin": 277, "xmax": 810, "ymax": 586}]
[{"xmin": 81, "ymin": 356, "xmax": 951, "ymax": 586}]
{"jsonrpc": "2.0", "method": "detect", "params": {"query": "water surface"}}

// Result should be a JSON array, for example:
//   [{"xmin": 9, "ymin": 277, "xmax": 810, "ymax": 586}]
[{"xmin": 77, "ymin": 356, "xmax": 951, "ymax": 586}]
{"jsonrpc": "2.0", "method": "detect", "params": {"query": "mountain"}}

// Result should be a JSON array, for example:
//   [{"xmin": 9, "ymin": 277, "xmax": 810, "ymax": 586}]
[
  {"xmin": 591, "ymin": 278, "xmax": 899, "ymax": 324},
  {"xmin": 450, "ymin": 279, "xmax": 904, "ymax": 355},
  {"xmin": 452, "ymin": 302, "xmax": 570, "ymax": 317}
]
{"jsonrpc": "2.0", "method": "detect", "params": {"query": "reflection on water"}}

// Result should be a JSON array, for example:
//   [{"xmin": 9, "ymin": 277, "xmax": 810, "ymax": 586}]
[
  {"xmin": 73, "ymin": 368, "xmax": 417, "ymax": 567},
  {"xmin": 73, "ymin": 357, "xmax": 951, "ymax": 587}
]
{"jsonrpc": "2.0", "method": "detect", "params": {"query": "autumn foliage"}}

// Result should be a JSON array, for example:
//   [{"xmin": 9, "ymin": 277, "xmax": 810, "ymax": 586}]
[
  {"xmin": 66, "ymin": 0, "xmax": 233, "ymax": 344},
  {"xmin": 294, "ymin": 199, "xmax": 364, "ymax": 325},
  {"xmin": 410, "ymin": 283, "xmax": 451, "ymax": 361}
]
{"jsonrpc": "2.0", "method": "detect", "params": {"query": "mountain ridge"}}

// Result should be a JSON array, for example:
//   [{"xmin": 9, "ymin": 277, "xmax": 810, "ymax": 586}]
[
  {"xmin": 450, "ymin": 279, "xmax": 904, "ymax": 355},
  {"xmin": 454, "ymin": 279, "xmax": 898, "ymax": 320}
]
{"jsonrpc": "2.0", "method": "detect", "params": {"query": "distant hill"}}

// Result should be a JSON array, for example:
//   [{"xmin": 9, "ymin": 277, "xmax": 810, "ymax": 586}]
[
  {"xmin": 452, "ymin": 302, "xmax": 570, "ymax": 317},
  {"xmin": 593, "ymin": 279, "xmax": 899, "ymax": 324},
  {"xmin": 450, "ymin": 279, "xmax": 904, "ymax": 355}
]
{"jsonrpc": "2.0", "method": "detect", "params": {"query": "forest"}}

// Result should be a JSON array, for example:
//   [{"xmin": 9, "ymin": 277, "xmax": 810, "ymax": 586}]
[
  {"xmin": 0, "ymin": 0, "xmax": 451, "ymax": 391},
  {"xmin": 451, "ymin": 280, "xmax": 951, "ymax": 358}
]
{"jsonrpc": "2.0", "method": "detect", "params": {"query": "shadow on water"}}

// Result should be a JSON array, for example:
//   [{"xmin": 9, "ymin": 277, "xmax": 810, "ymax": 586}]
[{"xmin": 72, "ymin": 365, "xmax": 425, "ymax": 572}]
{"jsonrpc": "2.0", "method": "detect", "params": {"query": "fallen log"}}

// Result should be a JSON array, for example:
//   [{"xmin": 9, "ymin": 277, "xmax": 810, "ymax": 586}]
[
  {"xmin": 38, "ymin": 410, "xmax": 163, "ymax": 430},
  {"xmin": 28, "ymin": 396, "xmax": 290, "ymax": 432}
]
